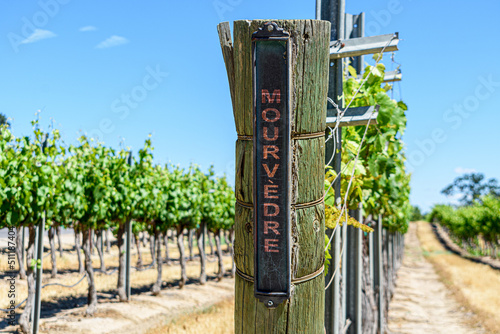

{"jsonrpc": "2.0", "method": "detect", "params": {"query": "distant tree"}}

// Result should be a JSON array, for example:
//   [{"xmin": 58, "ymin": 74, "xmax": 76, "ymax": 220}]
[
  {"xmin": 441, "ymin": 173, "xmax": 500, "ymax": 206},
  {"xmin": 410, "ymin": 205, "xmax": 423, "ymax": 221},
  {"xmin": 487, "ymin": 178, "xmax": 500, "ymax": 198},
  {"xmin": 0, "ymin": 113, "xmax": 9, "ymax": 127}
]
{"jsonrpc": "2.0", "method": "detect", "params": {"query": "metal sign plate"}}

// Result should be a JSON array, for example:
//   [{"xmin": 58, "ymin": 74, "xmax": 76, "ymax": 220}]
[{"xmin": 252, "ymin": 22, "xmax": 291, "ymax": 308}]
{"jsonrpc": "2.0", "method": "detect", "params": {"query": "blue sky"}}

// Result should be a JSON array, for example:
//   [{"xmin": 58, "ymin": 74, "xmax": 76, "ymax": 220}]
[{"xmin": 1, "ymin": 0, "xmax": 499, "ymax": 212}]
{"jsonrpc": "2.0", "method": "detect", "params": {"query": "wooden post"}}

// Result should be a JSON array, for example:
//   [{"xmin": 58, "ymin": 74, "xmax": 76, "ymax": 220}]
[{"xmin": 218, "ymin": 19, "xmax": 330, "ymax": 333}]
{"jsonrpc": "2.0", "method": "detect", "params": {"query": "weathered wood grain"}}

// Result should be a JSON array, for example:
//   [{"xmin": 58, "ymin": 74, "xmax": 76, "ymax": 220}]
[
  {"xmin": 217, "ymin": 22, "xmax": 236, "ymax": 121},
  {"xmin": 219, "ymin": 19, "xmax": 330, "ymax": 334},
  {"xmin": 235, "ymin": 139, "xmax": 253, "ymax": 205},
  {"xmin": 236, "ymin": 137, "xmax": 325, "ymax": 207}
]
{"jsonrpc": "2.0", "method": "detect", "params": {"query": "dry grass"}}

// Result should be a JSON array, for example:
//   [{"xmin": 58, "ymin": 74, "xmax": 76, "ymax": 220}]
[
  {"xmin": 147, "ymin": 298, "xmax": 234, "ymax": 334},
  {"xmin": 0, "ymin": 235, "xmax": 232, "ymax": 311},
  {"xmin": 417, "ymin": 221, "xmax": 500, "ymax": 333}
]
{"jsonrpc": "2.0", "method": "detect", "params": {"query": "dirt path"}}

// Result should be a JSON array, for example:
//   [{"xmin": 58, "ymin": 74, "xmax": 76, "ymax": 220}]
[
  {"xmin": 388, "ymin": 223, "xmax": 485, "ymax": 334},
  {"xmin": 42, "ymin": 278, "xmax": 234, "ymax": 334}
]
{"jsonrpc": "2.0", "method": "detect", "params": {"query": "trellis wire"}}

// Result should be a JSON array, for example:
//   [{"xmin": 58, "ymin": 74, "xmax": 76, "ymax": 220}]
[
  {"xmin": 323, "ymin": 35, "xmax": 397, "ymax": 290},
  {"xmin": 0, "ymin": 272, "xmax": 87, "ymax": 312},
  {"xmin": 0, "ymin": 257, "xmax": 158, "ymax": 313}
]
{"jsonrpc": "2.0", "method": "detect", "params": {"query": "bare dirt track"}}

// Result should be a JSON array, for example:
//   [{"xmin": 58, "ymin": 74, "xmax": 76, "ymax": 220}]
[
  {"xmin": 388, "ymin": 222, "xmax": 487, "ymax": 334},
  {"xmin": 38, "ymin": 278, "xmax": 234, "ymax": 334}
]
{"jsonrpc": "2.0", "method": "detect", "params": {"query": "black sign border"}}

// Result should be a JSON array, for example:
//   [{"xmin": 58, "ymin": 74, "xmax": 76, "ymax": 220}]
[{"xmin": 252, "ymin": 21, "xmax": 292, "ymax": 309}]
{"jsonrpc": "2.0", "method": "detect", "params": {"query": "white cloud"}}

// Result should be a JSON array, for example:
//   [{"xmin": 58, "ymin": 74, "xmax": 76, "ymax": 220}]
[
  {"xmin": 95, "ymin": 35, "xmax": 129, "ymax": 49},
  {"xmin": 79, "ymin": 26, "xmax": 97, "ymax": 32},
  {"xmin": 20, "ymin": 29, "xmax": 56, "ymax": 45},
  {"xmin": 454, "ymin": 167, "xmax": 476, "ymax": 174}
]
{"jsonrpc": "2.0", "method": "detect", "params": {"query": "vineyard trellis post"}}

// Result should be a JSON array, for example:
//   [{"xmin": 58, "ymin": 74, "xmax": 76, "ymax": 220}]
[
  {"xmin": 342, "ymin": 11, "xmax": 365, "ymax": 334},
  {"xmin": 369, "ymin": 229, "xmax": 374, "ymax": 282},
  {"xmin": 346, "ymin": 206, "xmax": 362, "ymax": 334},
  {"xmin": 125, "ymin": 219, "xmax": 131, "ymax": 300},
  {"xmin": 218, "ymin": 19, "xmax": 330, "ymax": 332},
  {"xmin": 320, "ymin": 0, "xmax": 401, "ymax": 331},
  {"xmin": 100, "ymin": 230, "xmax": 104, "ymax": 260},
  {"xmin": 22, "ymin": 226, "xmax": 26, "ymax": 271},
  {"xmin": 320, "ymin": 1, "xmax": 380, "ymax": 333},
  {"xmin": 386, "ymin": 230, "xmax": 393, "ymax": 304},
  {"xmin": 32, "ymin": 211, "xmax": 45, "ymax": 334},
  {"xmin": 125, "ymin": 152, "xmax": 132, "ymax": 301},
  {"xmin": 373, "ymin": 215, "xmax": 384, "ymax": 332},
  {"xmin": 320, "ymin": 0, "xmax": 344, "ymax": 333}
]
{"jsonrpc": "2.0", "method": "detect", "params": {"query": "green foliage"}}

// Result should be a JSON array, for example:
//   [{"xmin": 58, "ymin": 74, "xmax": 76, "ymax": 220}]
[
  {"xmin": 324, "ymin": 234, "xmax": 332, "ymax": 277},
  {"xmin": 0, "ymin": 119, "xmax": 62, "ymax": 229},
  {"xmin": 441, "ymin": 173, "xmax": 500, "ymax": 206},
  {"xmin": 411, "ymin": 205, "xmax": 423, "ymax": 221},
  {"xmin": 0, "ymin": 119, "xmax": 235, "ymax": 237},
  {"xmin": 324, "ymin": 58, "xmax": 411, "ymax": 234},
  {"xmin": 0, "ymin": 113, "xmax": 9, "ymax": 127},
  {"xmin": 325, "ymin": 205, "xmax": 373, "ymax": 233},
  {"xmin": 30, "ymin": 258, "xmax": 42, "ymax": 270},
  {"xmin": 429, "ymin": 196, "xmax": 500, "ymax": 250}
]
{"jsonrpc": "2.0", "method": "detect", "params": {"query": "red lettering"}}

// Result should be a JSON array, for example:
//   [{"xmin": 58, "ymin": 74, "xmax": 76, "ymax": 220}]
[
  {"xmin": 263, "ymin": 126, "xmax": 278, "ymax": 141},
  {"xmin": 261, "ymin": 89, "xmax": 281, "ymax": 104},
  {"xmin": 262, "ymin": 164, "xmax": 279, "ymax": 178},
  {"xmin": 264, "ymin": 185, "xmax": 279, "ymax": 199},
  {"xmin": 263, "ymin": 145, "xmax": 279, "ymax": 159},
  {"xmin": 262, "ymin": 108, "xmax": 280, "ymax": 122},
  {"xmin": 264, "ymin": 221, "xmax": 280, "ymax": 235},
  {"xmin": 264, "ymin": 239, "xmax": 279, "ymax": 252},
  {"xmin": 263, "ymin": 203, "xmax": 280, "ymax": 216}
]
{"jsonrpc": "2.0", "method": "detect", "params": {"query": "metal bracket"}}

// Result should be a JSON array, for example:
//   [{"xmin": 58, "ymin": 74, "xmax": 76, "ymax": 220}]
[
  {"xmin": 330, "ymin": 33, "xmax": 399, "ymax": 59},
  {"xmin": 326, "ymin": 105, "xmax": 380, "ymax": 127},
  {"xmin": 252, "ymin": 21, "xmax": 290, "ymax": 40},
  {"xmin": 382, "ymin": 69, "xmax": 402, "ymax": 83}
]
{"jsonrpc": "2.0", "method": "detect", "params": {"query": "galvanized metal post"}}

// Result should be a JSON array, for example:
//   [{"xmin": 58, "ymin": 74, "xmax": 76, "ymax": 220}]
[
  {"xmin": 33, "ymin": 212, "xmax": 45, "ymax": 334},
  {"xmin": 315, "ymin": 0, "xmax": 321, "ymax": 21},
  {"xmin": 373, "ymin": 215, "xmax": 384, "ymax": 332},
  {"xmin": 125, "ymin": 152, "xmax": 132, "ymax": 301},
  {"xmin": 355, "ymin": 206, "xmax": 363, "ymax": 334},
  {"xmin": 344, "ymin": 12, "xmax": 365, "ymax": 75},
  {"xmin": 392, "ymin": 232, "xmax": 396, "ymax": 276},
  {"xmin": 368, "ymin": 223, "xmax": 375, "ymax": 332},
  {"xmin": 321, "ymin": 1, "xmax": 345, "ymax": 333},
  {"xmin": 387, "ymin": 231, "xmax": 393, "ymax": 295},
  {"xmin": 125, "ymin": 219, "xmax": 131, "ymax": 300},
  {"xmin": 22, "ymin": 227, "xmax": 25, "ymax": 266},
  {"xmin": 203, "ymin": 220, "xmax": 207, "ymax": 259},
  {"xmin": 398, "ymin": 233, "xmax": 401, "ymax": 266},
  {"xmin": 346, "ymin": 206, "xmax": 362, "ymax": 334},
  {"xmin": 31, "ymin": 227, "xmax": 38, "ymax": 329},
  {"xmin": 100, "ymin": 230, "xmax": 104, "ymax": 257},
  {"xmin": 396, "ymin": 233, "xmax": 399, "ymax": 269},
  {"xmin": 368, "ymin": 228, "xmax": 374, "ymax": 282},
  {"xmin": 399, "ymin": 232, "xmax": 403, "ymax": 268}
]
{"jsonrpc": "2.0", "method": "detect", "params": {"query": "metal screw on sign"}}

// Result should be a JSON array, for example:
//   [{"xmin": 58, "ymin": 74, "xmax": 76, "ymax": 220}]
[{"xmin": 267, "ymin": 300, "xmax": 274, "ymax": 307}]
